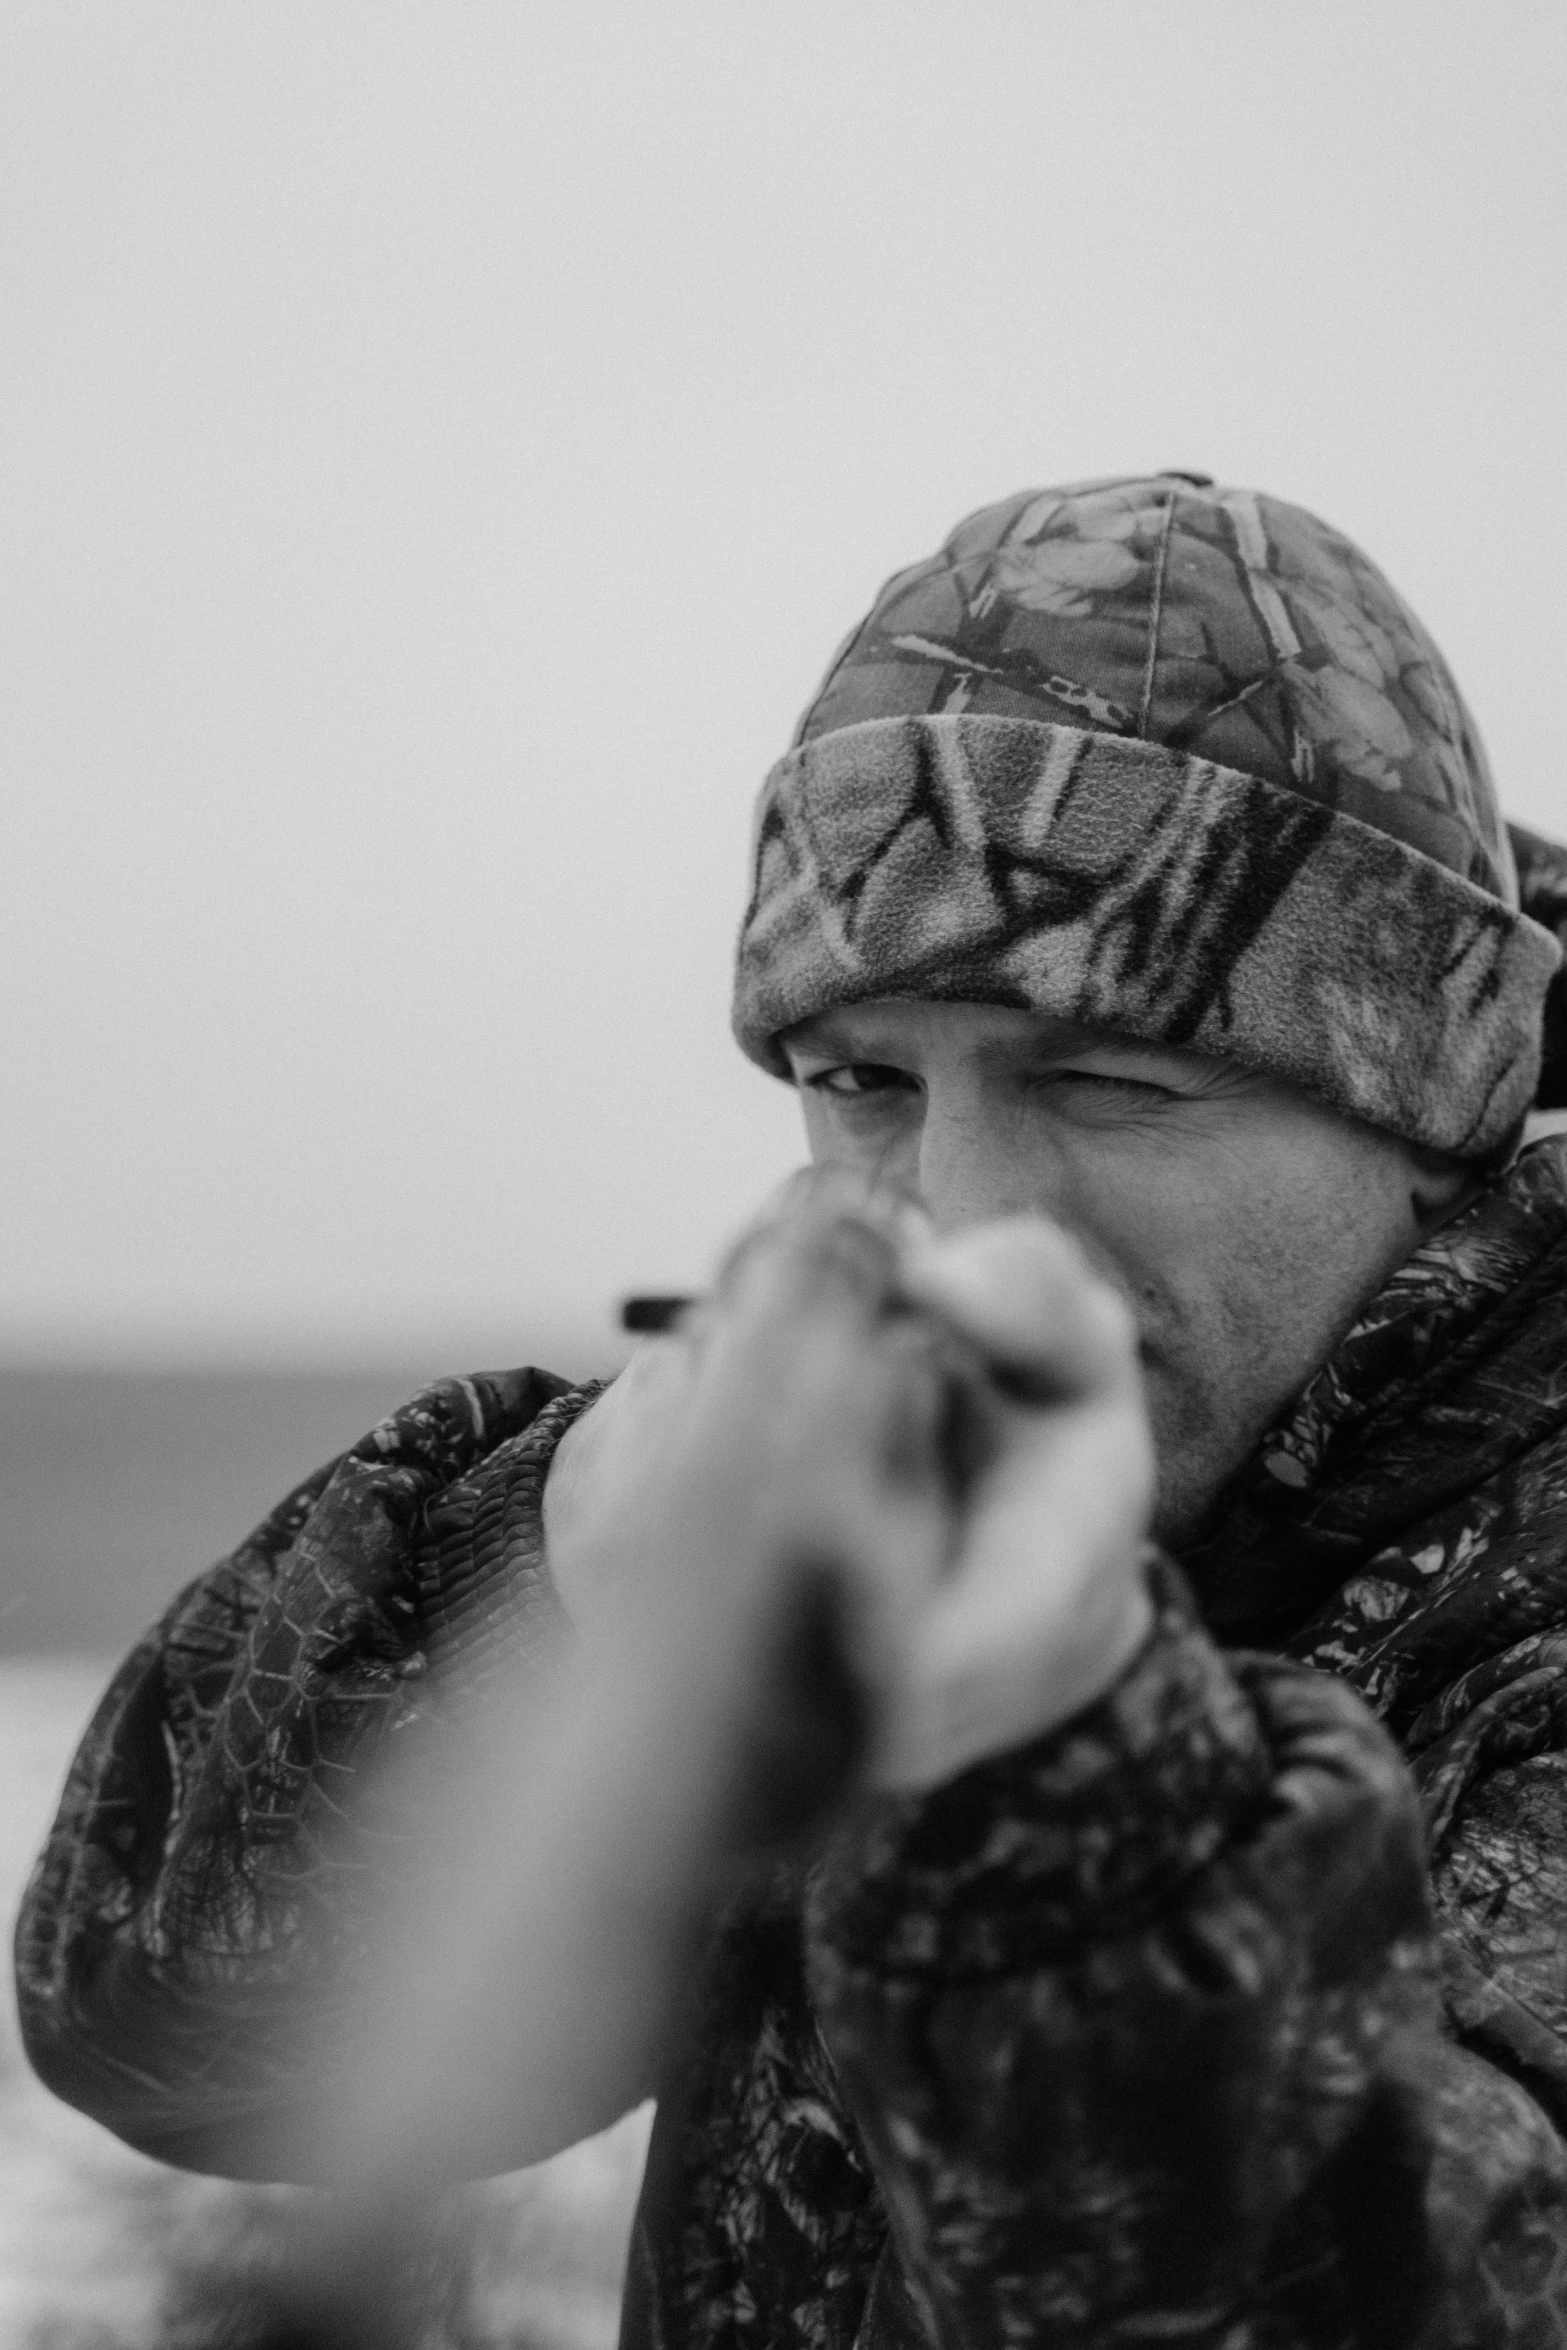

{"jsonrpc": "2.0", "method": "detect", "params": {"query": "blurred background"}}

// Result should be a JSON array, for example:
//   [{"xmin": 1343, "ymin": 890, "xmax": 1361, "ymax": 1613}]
[{"xmin": 2, "ymin": 3, "xmax": 1564, "ymax": 2341}]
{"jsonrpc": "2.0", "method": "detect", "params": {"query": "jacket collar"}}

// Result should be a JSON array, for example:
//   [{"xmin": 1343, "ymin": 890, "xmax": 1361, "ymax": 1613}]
[{"xmin": 1182, "ymin": 1136, "xmax": 1567, "ymax": 1652}]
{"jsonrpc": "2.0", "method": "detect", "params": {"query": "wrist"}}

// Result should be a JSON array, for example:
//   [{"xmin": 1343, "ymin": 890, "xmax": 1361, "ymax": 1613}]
[
  {"xmin": 813, "ymin": 1560, "xmax": 1271, "ymax": 1978},
  {"xmin": 538, "ymin": 1385, "xmax": 610, "ymax": 1628},
  {"xmin": 875, "ymin": 1537, "xmax": 1157, "ymax": 1794},
  {"xmin": 1044, "ymin": 1558, "xmax": 1157, "ymax": 1740}
]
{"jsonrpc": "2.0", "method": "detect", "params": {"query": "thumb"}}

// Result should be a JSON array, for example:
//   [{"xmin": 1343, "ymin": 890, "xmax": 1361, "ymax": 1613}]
[{"xmin": 900, "ymin": 1217, "xmax": 1139, "ymax": 1404}]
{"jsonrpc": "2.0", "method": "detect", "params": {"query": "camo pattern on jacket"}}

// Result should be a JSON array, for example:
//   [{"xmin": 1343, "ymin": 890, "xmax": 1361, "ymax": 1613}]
[
  {"xmin": 1514, "ymin": 823, "xmax": 1567, "ymax": 1111},
  {"xmin": 11, "ymin": 1368, "xmax": 596, "ymax": 2173},
  {"xmin": 18, "ymin": 1144, "xmax": 1567, "ymax": 2342}
]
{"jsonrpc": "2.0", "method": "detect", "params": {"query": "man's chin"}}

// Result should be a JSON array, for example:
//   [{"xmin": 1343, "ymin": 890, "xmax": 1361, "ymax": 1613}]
[{"xmin": 1145, "ymin": 1398, "xmax": 1247, "ymax": 1555}]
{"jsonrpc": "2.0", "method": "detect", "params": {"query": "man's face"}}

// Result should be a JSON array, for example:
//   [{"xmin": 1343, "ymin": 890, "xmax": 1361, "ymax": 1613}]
[{"xmin": 783, "ymin": 999, "xmax": 1459, "ymax": 1543}]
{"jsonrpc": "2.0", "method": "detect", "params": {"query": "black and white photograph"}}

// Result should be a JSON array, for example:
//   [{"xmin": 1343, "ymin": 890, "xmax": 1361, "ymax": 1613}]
[{"xmin": 3, "ymin": 8, "xmax": 1566, "ymax": 2344}]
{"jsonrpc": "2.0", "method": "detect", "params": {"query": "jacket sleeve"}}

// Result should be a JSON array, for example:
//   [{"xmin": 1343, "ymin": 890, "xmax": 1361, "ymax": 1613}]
[
  {"xmin": 804, "ymin": 1565, "xmax": 1567, "ymax": 2348},
  {"xmin": 12, "ymin": 1367, "xmax": 594, "ymax": 2181}
]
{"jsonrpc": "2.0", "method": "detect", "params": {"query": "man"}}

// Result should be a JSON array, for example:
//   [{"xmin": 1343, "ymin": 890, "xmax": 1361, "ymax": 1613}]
[{"xmin": 18, "ymin": 474, "xmax": 1567, "ymax": 2342}]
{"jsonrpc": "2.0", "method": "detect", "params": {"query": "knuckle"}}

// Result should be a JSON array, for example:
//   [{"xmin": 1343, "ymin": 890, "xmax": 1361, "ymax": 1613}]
[{"xmin": 1091, "ymin": 1282, "xmax": 1139, "ymax": 1356}]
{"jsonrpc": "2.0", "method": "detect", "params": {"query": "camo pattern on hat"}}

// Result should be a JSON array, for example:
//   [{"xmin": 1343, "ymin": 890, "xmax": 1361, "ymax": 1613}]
[{"xmin": 733, "ymin": 476, "xmax": 1562, "ymax": 1157}]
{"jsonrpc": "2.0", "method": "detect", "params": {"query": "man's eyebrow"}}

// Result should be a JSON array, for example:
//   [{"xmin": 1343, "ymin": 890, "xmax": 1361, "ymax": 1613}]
[
  {"xmin": 967, "ymin": 1025, "xmax": 1142, "ymax": 1071},
  {"xmin": 779, "ymin": 1013, "xmax": 1185, "ymax": 1073},
  {"xmin": 996, "ymin": 1030, "xmax": 1148, "ymax": 1066},
  {"xmin": 780, "ymin": 1016, "xmax": 1153, "ymax": 1061}
]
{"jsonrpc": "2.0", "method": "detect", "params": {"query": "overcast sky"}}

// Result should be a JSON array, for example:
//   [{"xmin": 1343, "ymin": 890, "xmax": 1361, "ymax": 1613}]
[{"xmin": 3, "ymin": 3, "xmax": 1564, "ymax": 1369}]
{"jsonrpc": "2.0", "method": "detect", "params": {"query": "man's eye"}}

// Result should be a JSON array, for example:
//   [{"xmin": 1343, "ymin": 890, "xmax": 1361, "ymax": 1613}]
[
  {"xmin": 1048, "ymin": 1070, "xmax": 1168, "ymax": 1104},
  {"xmin": 806, "ymin": 1063, "xmax": 915, "ymax": 1099}
]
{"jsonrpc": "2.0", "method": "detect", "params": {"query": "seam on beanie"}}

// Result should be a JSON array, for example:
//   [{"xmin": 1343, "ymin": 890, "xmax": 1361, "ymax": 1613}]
[{"xmin": 1137, "ymin": 486, "xmax": 1177, "ymax": 740}]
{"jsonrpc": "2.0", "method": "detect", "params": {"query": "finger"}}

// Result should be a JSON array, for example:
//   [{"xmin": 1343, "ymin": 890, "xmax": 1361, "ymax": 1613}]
[
  {"xmin": 900, "ymin": 1217, "xmax": 1139, "ymax": 1404},
  {"xmin": 694, "ymin": 1288, "xmax": 949, "ymax": 1512},
  {"xmin": 751, "ymin": 1313, "xmax": 957, "ymax": 1704},
  {"xmin": 877, "ymin": 1573, "xmax": 1154, "ymax": 1790},
  {"xmin": 784, "ymin": 1308, "xmax": 954, "ymax": 1521},
  {"xmin": 871, "ymin": 1349, "xmax": 1155, "ymax": 1789},
  {"xmin": 671, "ymin": 1299, "xmax": 959, "ymax": 1681},
  {"xmin": 875, "ymin": 1494, "xmax": 1154, "ymax": 1790},
  {"xmin": 712, "ymin": 1165, "xmax": 926, "ymax": 1321},
  {"xmin": 543, "ymin": 1335, "xmax": 704, "ymax": 1625}
]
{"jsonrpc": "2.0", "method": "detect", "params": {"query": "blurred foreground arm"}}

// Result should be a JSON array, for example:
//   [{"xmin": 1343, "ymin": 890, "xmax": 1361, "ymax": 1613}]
[
  {"xmin": 13, "ymin": 1367, "xmax": 590, "ymax": 2178},
  {"xmin": 21, "ymin": 1182, "xmax": 1565, "ymax": 2343}
]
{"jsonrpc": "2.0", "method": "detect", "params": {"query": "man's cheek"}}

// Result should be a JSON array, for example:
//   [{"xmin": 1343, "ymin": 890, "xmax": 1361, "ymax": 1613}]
[
  {"xmin": 798, "ymin": 1095, "xmax": 835, "ymax": 1163},
  {"xmin": 802, "ymin": 1104, "xmax": 900, "ymax": 1178}
]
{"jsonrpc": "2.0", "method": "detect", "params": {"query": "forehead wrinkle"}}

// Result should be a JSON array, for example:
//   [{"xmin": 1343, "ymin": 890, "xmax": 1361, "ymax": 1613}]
[{"xmin": 968, "ymin": 1018, "xmax": 1116, "ymax": 1077}]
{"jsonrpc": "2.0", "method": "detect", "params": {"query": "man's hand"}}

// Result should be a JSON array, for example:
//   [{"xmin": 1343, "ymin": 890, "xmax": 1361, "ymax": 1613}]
[
  {"xmin": 543, "ymin": 1326, "xmax": 703, "ymax": 1635},
  {"xmin": 544, "ymin": 1178, "xmax": 1155, "ymax": 1798},
  {"xmin": 547, "ymin": 1174, "xmax": 957, "ymax": 1714},
  {"xmin": 882, "ymin": 1217, "xmax": 1154, "ymax": 1789},
  {"xmin": 285, "ymin": 1179, "xmax": 1155, "ymax": 2280}
]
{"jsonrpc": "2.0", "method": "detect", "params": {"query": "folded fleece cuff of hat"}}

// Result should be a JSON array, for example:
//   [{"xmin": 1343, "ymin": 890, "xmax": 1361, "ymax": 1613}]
[{"xmin": 731, "ymin": 715, "xmax": 1563, "ymax": 1159}]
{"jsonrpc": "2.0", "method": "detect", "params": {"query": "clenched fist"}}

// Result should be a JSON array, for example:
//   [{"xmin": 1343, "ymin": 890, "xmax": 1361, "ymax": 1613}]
[{"xmin": 545, "ymin": 1172, "xmax": 1154, "ymax": 1797}]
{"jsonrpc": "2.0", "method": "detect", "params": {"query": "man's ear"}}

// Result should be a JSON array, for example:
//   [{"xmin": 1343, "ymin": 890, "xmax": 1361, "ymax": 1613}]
[{"xmin": 1407, "ymin": 1143, "xmax": 1482, "ymax": 1234}]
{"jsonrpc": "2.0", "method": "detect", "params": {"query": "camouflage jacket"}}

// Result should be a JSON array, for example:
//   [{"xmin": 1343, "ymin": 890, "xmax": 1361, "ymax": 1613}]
[{"xmin": 17, "ymin": 1141, "xmax": 1567, "ymax": 2346}]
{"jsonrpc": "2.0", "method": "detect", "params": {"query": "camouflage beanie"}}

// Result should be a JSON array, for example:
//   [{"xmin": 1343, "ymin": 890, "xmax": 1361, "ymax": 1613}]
[{"xmin": 731, "ymin": 474, "xmax": 1565, "ymax": 1158}]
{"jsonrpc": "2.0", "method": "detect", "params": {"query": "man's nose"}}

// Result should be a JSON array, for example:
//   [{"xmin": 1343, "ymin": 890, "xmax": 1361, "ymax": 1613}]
[{"xmin": 914, "ymin": 1096, "xmax": 1069, "ymax": 1231}]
